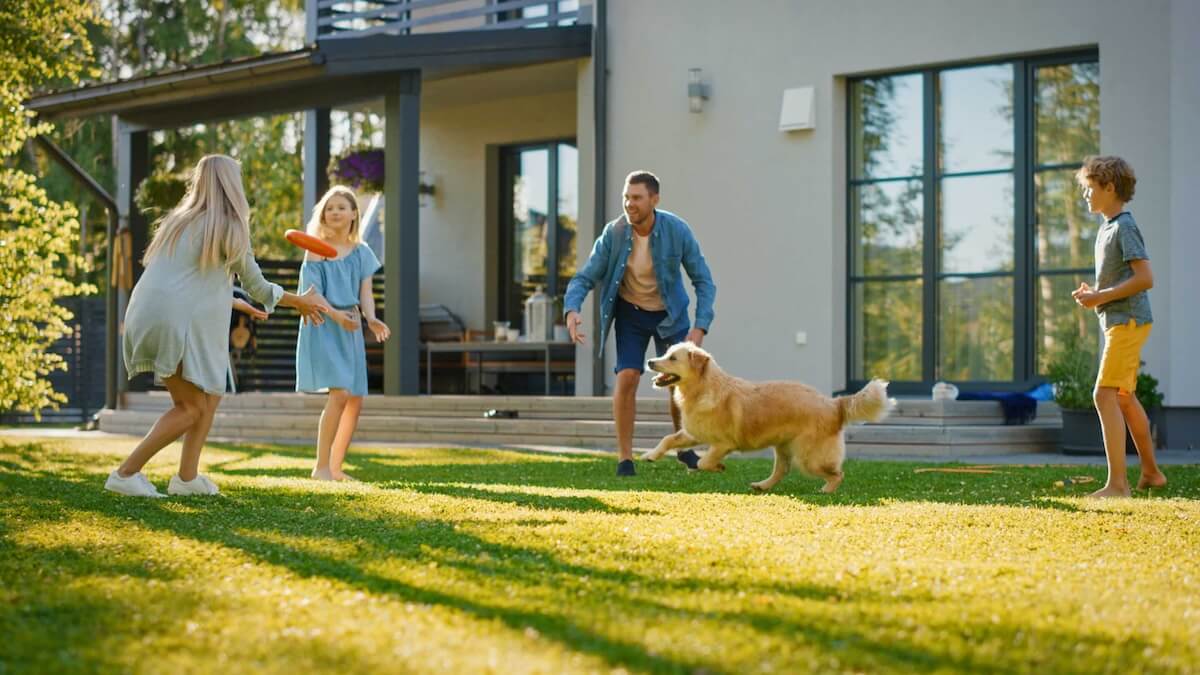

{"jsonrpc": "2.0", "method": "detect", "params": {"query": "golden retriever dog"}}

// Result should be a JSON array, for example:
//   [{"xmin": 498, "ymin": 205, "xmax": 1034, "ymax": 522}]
[{"xmin": 643, "ymin": 342, "xmax": 893, "ymax": 493}]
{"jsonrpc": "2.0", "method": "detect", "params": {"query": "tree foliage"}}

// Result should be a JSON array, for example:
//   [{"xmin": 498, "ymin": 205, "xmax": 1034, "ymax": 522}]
[
  {"xmin": 31, "ymin": 0, "xmax": 308, "ymax": 268},
  {"xmin": 0, "ymin": 0, "xmax": 98, "ymax": 418}
]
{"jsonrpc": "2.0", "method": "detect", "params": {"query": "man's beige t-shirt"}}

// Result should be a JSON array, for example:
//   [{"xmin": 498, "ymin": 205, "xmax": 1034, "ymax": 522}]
[{"xmin": 618, "ymin": 229, "xmax": 665, "ymax": 310}]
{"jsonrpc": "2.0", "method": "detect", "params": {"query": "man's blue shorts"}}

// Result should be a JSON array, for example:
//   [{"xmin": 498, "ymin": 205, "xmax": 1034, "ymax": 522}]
[{"xmin": 613, "ymin": 297, "xmax": 689, "ymax": 374}]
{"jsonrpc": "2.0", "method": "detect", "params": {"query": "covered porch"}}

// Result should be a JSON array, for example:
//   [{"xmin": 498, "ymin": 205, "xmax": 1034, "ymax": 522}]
[{"xmin": 26, "ymin": 1, "xmax": 597, "ymax": 401}]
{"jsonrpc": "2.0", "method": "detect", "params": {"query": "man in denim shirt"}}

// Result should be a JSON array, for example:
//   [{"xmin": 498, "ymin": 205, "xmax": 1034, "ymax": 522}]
[{"xmin": 564, "ymin": 171, "xmax": 716, "ymax": 476}]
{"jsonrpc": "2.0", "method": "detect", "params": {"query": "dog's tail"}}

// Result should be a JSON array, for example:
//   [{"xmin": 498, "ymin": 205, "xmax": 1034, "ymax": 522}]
[{"xmin": 836, "ymin": 379, "xmax": 894, "ymax": 426}]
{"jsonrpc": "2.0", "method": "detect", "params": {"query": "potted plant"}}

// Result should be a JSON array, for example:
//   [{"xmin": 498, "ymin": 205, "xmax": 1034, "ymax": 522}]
[{"xmin": 1046, "ymin": 336, "xmax": 1103, "ymax": 454}]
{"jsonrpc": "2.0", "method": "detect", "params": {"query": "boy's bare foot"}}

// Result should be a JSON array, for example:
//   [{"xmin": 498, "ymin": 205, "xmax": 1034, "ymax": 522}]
[
  {"xmin": 311, "ymin": 467, "xmax": 333, "ymax": 481},
  {"xmin": 331, "ymin": 472, "xmax": 358, "ymax": 482},
  {"xmin": 1137, "ymin": 472, "xmax": 1167, "ymax": 490},
  {"xmin": 1087, "ymin": 484, "xmax": 1131, "ymax": 499}
]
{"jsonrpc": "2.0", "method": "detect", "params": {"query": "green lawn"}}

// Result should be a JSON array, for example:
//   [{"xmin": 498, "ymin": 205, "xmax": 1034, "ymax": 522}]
[{"xmin": 1, "ymin": 435, "xmax": 1198, "ymax": 674}]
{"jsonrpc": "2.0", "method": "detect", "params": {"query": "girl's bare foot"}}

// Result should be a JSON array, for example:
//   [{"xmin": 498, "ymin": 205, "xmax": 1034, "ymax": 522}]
[
  {"xmin": 311, "ymin": 467, "xmax": 333, "ymax": 481},
  {"xmin": 1088, "ymin": 484, "xmax": 1131, "ymax": 499},
  {"xmin": 331, "ymin": 472, "xmax": 358, "ymax": 482},
  {"xmin": 1137, "ymin": 472, "xmax": 1167, "ymax": 490}
]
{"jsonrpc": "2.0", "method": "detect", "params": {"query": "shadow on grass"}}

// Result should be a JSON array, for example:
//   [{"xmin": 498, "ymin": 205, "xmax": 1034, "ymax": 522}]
[
  {"xmin": 1, "ymin": 592, "xmax": 157, "ymax": 673},
  {"xmin": 403, "ymin": 483, "xmax": 660, "ymax": 515},
  {"xmin": 2, "ymin": 441, "xmax": 1190, "ymax": 672},
  {"xmin": 0, "ymin": 452, "xmax": 705, "ymax": 673},
  {"xmin": 198, "ymin": 440, "xmax": 1176, "ymax": 510},
  {"xmin": 0, "ymin": 534, "xmax": 407, "ymax": 674},
  {"xmin": 2, "ymin": 439, "xmax": 1186, "ymax": 674}
]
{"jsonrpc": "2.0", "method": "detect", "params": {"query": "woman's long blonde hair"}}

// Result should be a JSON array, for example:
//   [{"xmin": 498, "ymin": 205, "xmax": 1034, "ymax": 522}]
[
  {"xmin": 305, "ymin": 185, "xmax": 361, "ymax": 243},
  {"xmin": 143, "ymin": 154, "xmax": 252, "ymax": 274}
]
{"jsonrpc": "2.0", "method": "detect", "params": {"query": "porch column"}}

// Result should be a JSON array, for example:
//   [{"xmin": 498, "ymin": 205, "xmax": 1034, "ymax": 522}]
[
  {"xmin": 383, "ymin": 71, "xmax": 421, "ymax": 395},
  {"xmin": 589, "ymin": 0, "xmax": 609, "ymax": 395},
  {"xmin": 114, "ymin": 119, "xmax": 149, "ymax": 395},
  {"xmin": 302, "ymin": 108, "xmax": 330, "ymax": 223}
]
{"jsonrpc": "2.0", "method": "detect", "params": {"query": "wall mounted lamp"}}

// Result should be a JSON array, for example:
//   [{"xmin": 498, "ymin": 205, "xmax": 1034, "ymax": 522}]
[{"xmin": 418, "ymin": 170, "xmax": 436, "ymax": 208}]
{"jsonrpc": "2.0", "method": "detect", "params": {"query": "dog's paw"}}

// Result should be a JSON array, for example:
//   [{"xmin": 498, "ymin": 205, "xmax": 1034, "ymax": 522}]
[
  {"xmin": 820, "ymin": 474, "xmax": 844, "ymax": 493},
  {"xmin": 749, "ymin": 482, "xmax": 770, "ymax": 493},
  {"xmin": 698, "ymin": 461, "xmax": 726, "ymax": 473},
  {"xmin": 639, "ymin": 452, "xmax": 658, "ymax": 462}
]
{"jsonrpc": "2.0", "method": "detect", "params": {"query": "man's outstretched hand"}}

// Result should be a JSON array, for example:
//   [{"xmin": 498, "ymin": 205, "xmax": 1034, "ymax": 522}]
[{"xmin": 566, "ymin": 311, "xmax": 586, "ymax": 345}]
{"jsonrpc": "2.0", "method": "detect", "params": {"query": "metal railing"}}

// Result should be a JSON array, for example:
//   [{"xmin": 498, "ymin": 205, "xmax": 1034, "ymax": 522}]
[{"xmin": 308, "ymin": 0, "xmax": 587, "ymax": 40}]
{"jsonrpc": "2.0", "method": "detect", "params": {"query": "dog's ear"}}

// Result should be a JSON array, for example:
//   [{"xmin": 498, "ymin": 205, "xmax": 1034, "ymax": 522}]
[{"xmin": 688, "ymin": 349, "xmax": 710, "ymax": 376}]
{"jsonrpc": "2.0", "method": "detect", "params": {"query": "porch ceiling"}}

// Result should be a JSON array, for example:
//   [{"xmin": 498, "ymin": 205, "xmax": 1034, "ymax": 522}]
[
  {"xmin": 26, "ymin": 26, "xmax": 591, "ymax": 129},
  {"xmin": 341, "ymin": 59, "xmax": 580, "ymax": 115}
]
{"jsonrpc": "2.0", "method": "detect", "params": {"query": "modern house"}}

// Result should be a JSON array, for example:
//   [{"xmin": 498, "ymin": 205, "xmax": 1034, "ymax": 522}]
[{"xmin": 26, "ymin": 0, "xmax": 1200, "ymax": 448}]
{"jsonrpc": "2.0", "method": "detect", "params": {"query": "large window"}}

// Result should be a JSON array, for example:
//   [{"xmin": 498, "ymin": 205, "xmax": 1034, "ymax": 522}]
[
  {"xmin": 848, "ymin": 53, "xmax": 1099, "ymax": 390},
  {"xmin": 500, "ymin": 141, "xmax": 578, "ymax": 330}
]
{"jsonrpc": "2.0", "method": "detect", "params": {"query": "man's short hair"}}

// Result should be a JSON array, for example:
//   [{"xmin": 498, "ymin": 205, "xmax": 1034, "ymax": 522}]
[
  {"xmin": 1077, "ymin": 155, "xmax": 1137, "ymax": 203},
  {"xmin": 625, "ymin": 170, "xmax": 660, "ymax": 195}
]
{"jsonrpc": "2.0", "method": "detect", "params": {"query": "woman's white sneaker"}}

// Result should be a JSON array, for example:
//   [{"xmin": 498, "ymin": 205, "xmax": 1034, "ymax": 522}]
[
  {"xmin": 167, "ymin": 474, "xmax": 220, "ymax": 496},
  {"xmin": 104, "ymin": 471, "xmax": 166, "ymax": 498}
]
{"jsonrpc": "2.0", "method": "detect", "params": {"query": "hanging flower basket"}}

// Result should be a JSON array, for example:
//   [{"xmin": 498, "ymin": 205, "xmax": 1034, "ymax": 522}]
[{"xmin": 328, "ymin": 147, "xmax": 385, "ymax": 194}]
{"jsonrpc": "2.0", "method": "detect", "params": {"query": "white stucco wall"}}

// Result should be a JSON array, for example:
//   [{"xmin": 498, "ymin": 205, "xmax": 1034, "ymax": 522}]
[
  {"xmin": 418, "ymin": 74, "xmax": 577, "ymax": 330},
  {"xmin": 1166, "ymin": 0, "xmax": 1200, "ymax": 407},
  {"xmin": 600, "ymin": 0, "xmax": 1191, "ymax": 402}
]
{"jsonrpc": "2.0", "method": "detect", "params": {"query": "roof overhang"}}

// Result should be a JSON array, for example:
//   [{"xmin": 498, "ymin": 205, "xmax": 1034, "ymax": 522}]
[{"xmin": 26, "ymin": 26, "xmax": 592, "ymax": 129}]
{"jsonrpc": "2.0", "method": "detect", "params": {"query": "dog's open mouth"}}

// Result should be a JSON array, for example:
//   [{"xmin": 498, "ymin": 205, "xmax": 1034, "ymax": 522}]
[{"xmin": 653, "ymin": 372, "xmax": 680, "ymax": 387}]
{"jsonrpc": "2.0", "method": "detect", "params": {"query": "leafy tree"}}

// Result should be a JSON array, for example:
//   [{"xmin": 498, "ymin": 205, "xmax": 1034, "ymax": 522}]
[
  {"xmin": 155, "ymin": 114, "xmax": 307, "ymax": 259},
  {"xmin": 107, "ymin": 0, "xmax": 308, "ymax": 259},
  {"xmin": 30, "ymin": 0, "xmax": 309, "ymax": 269},
  {"xmin": 0, "ymin": 0, "xmax": 99, "ymax": 418}
]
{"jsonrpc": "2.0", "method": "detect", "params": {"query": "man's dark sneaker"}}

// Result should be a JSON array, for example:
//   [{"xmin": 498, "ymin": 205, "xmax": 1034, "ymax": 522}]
[
  {"xmin": 616, "ymin": 459, "xmax": 636, "ymax": 476},
  {"xmin": 676, "ymin": 449, "xmax": 701, "ymax": 470}
]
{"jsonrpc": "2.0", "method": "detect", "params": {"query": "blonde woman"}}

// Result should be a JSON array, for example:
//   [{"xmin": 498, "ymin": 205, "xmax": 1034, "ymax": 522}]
[
  {"xmin": 106, "ymin": 154, "xmax": 332, "ymax": 498},
  {"xmin": 295, "ymin": 186, "xmax": 389, "ymax": 481}
]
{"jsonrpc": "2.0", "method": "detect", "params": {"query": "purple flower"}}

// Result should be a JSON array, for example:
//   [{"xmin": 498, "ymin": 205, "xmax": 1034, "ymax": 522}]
[{"xmin": 330, "ymin": 148, "xmax": 385, "ymax": 192}]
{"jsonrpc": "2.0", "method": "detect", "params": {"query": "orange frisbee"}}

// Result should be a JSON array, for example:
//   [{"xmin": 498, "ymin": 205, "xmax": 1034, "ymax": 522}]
[{"xmin": 285, "ymin": 229, "xmax": 338, "ymax": 259}]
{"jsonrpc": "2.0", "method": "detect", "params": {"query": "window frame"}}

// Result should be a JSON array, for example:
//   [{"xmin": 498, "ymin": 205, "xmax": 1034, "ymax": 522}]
[
  {"xmin": 845, "ymin": 49, "xmax": 1100, "ymax": 395},
  {"xmin": 498, "ymin": 137, "xmax": 577, "ymax": 327}
]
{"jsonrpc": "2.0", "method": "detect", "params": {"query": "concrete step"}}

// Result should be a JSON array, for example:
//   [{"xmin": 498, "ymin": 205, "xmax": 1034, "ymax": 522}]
[
  {"xmin": 99, "ymin": 410, "xmax": 1059, "ymax": 456},
  {"xmin": 888, "ymin": 399, "xmax": 1060, "ymax": 425},
  {"xmin": 845, "ymin": 424, "xmax": 1059, "ymax": 456},
  {"xmin": 100, "ymin": 409, "xmax": 671, "ymax": 438},
  {"xmin": 121, "ymin": 392, "xmax": 672, "ymax": 418},
  {"xmin": 118, "ymin": 392, "xmax": 1058, "ymax": 426}
]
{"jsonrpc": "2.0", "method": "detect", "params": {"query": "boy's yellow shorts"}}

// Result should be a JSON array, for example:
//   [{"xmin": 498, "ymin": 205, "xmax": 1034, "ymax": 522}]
[{"xmin": 1097, "ymin": 319, "xmax": 1152, "ymax": 395}]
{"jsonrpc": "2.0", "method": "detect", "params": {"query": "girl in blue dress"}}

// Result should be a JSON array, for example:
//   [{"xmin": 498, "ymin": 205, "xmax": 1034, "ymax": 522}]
[{"xmin": 295, "ymin": 186, "xmax": 390, "ymax": 481}]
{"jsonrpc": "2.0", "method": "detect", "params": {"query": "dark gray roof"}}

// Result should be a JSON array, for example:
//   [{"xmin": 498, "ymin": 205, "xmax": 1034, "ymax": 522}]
[{"xmin": 27, "ymin": 26, "xmax": 591, "ymax": 128}]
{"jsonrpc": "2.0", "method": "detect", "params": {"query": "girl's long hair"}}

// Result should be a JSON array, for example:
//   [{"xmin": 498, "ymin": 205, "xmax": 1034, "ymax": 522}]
[
  {"xmin": 142, "ymin": 154, "xmax": 251, "ymax": 274},
  {"xmin": 305, "ymin": 185, "xmax": 361, "ymax": 243}
]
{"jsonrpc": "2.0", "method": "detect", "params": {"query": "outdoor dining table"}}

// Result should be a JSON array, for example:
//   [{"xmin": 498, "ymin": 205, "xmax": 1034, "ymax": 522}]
[{"xmin": 423, "ymin": 340, "xmax": 576, "ymax": 395}]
